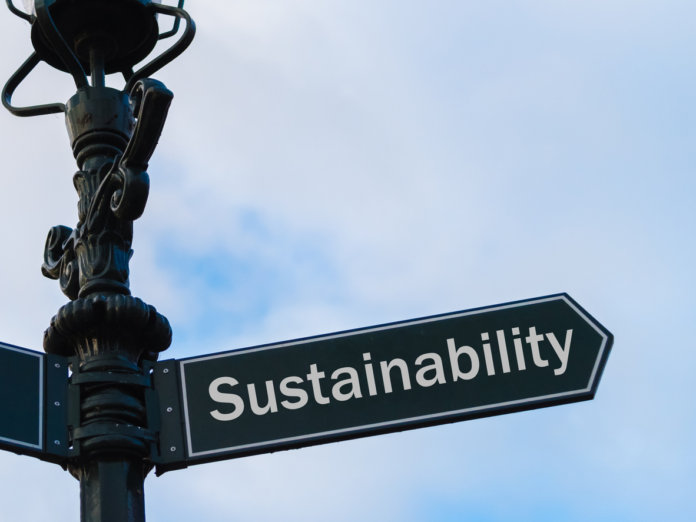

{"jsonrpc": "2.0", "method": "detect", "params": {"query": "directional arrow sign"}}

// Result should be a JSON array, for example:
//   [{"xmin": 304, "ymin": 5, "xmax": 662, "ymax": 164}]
[
  {"xmin": 0, "ymin": 342, "xmax": 68, "ymax": 463},
  {"xmin": 0, "ymin": 342, "xmax": 44, "ymax": 452},
  {"xmin": 154, "ymin": 294, "xmax": 612, "ymax": 471}
]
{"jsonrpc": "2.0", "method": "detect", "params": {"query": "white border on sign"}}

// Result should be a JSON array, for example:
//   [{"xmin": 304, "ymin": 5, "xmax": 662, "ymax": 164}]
[
  {"xmin": 0, "ymin": 342, "xmax": 44, "ymax": 451},
  {"xmin": 180, "ymin": 294, "xmax": 610, "ymax": 459}
]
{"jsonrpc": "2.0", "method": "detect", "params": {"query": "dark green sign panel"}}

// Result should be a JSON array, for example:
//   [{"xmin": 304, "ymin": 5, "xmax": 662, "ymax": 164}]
[
  {"xmin": 0, "ymin": 342, "xmax": 43, "ymax": 452},
  {"xmin": 161, "ymin": 294, "xmax": 612, "ymax": 469}
]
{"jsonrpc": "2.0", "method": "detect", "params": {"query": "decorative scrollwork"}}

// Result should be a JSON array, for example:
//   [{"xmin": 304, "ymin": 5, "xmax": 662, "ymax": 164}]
[
  {"xmin": 42, "ymin": 77, "xmax": 173, "ymax": 302},
  {"xmin": 108, "ymin": 163, "xmax": 151, "ymax": 221},
  {"xmin": 41, "ymin": 224, "xmax": 79, "ymax": 300},
  {"xmin": 41, "ymin": 77, "xmax": 174, "ymax": 365},
  {"xmin": 110, "ymin": 78, "xmax": 173, "ymax": 221}
]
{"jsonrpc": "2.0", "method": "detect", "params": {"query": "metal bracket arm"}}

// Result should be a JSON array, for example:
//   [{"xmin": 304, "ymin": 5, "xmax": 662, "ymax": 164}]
[
  {"xmin": 124, "ymin": 3, "xmax": 196, "ymax": 91},
  {"xmin": 2, "ymin": 52, "xmax": 66, "ymax": 116},
  {"xmin": 5, "ymin": 0, "xmax": 34, "ymax": 23}
]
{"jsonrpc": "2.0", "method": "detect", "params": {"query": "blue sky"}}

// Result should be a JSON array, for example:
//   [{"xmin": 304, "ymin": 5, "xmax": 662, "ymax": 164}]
[{"xmin": 0, "ymin": 1, "xmax": 694, "ymax": 520}]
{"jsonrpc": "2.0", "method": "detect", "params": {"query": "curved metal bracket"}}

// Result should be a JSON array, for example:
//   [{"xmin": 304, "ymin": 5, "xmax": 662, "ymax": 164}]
[
  {"xmin": 78, "ymin": 79, "xmax": 173, "ymax": 224},
  {"xmin": 110, "ymin": 79, "xmax": 173, "ymax": 221},
  {"xmin": 5, "ymin": 0, "xmax": 34, "ymax": 23},
  {"xmin": 124, "ymin": 2, "xmax": 195, "ymax": 92},
  {"xmin": 2, "ymin": 52, "xmax": 66, "ymax": 116},
  {"xmin": 123, "ymin": 79, "xmax": 174, "ymax": 172},
  {"xmin": 158, "ymin": 0, "xmax": 185, "ymax": 40},
  {"xmin": 34, "ymin": 0, "xmax": 89, "ymax": 89}
]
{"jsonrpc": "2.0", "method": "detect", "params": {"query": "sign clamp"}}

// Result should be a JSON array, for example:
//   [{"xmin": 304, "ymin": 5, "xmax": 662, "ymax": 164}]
[{"xmin": 151, "ymin": 359, "xmax": 188, "ymax": 474}]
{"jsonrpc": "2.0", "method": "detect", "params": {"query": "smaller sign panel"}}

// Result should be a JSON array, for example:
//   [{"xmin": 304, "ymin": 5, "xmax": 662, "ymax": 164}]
[
  {"xmin": 158, "ymin": 294, "xmax": 612, "ymax": 471},
  {"xmin": 0, "ymin": 342, "xmax": 43, "ymax": 451}
]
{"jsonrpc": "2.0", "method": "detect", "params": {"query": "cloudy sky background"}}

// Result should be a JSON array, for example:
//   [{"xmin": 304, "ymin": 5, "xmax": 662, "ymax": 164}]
[{"xmin": 0, "ymin": 1, "xmax": 694, "ymax": 520}]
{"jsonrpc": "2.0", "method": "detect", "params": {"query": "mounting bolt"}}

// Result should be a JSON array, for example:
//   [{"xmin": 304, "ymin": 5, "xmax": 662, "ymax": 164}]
[
  {"xmin": 166, "ymin": 407, "xmax": 173, "ymax": 413},
  {"xmin": 54, "ymin": 440, "xmax": 60, "ymax": 446},
  {"xmin": 163, "ymin": 368, "xmax": 169, "ymax": 374},
  {"xmin": 54, "ymin": 401, "xmax": 61, "ymax": 407},
  {"xmin": 169, "ymin": 446, "xmax": 176, "ymax": 452}
]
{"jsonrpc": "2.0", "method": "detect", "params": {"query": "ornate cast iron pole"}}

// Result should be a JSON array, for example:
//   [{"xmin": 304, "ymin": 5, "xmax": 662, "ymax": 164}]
[{"xmin": 3, "ymin": 1, "xmax": 194, "ymax": 520}]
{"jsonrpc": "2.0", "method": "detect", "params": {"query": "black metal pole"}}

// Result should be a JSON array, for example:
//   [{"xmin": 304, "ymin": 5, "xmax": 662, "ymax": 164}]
[
  {"xmin": 80, "ymin": 459, "xmax": 147, "ymax": 521},
  {"xmin": 3, "ymin": 3, "xmax": 195, "ymax": 519},
  {"xmin": 41, "ymin": 81, "xmax": 174, "ymax": 522}
]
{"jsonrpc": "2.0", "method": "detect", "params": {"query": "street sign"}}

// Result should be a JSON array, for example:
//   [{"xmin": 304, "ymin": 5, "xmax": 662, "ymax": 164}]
[
  {"xmin": 154, "ymin": 294, "xmax": 612, "ymax": 471},
  {"xmin": 0, "ymin": 341, "xmax": 69, "ymax": 462},
  {"xmin": 0, "ymin": 342, "xmax": 43, "ymax": 452}
]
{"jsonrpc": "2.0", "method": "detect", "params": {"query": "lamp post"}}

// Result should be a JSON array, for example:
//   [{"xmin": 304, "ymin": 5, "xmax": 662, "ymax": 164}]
[{"xmin": 3, "ymin": 1, "xmax": 195, "ymax": 520}]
